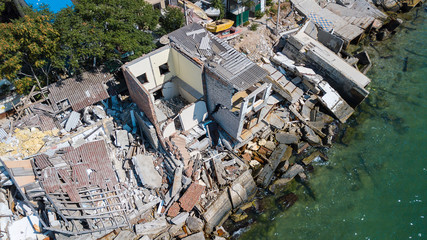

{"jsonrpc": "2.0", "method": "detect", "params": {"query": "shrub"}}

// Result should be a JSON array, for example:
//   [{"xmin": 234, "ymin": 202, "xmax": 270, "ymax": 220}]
[
  {"xmin": 249, "ymin": 23, "xmax": 259, "ymax": 31},
  {"xmin": 266, "ymin": 0, "xmax": 273, "ymax": 6},
  {"xmin": 254, "ymin": 10, "xmax": 264, "ymax": 19},
  {"xmin": 243, "ymin": 21, "xmax": 250, "ymax": 27}
]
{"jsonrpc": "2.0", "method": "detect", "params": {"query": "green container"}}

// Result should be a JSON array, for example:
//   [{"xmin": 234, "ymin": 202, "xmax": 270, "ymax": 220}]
[{"xmin": 229, "ymin": 9, "xmax": 249, "ymax": 26}]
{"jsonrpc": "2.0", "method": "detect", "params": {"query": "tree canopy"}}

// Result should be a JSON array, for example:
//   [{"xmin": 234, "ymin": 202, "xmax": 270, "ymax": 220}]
[
  {"xmin": 0, "ymin": 0, "xmax": 186, "ymax": 95},
  {"xmin": 0, "ymin": 11, "xmax": 59, "ymax": 94},
  {"xmin": 54, "ymin": 0, "xmax": 160, "ymax": 74},
  {"xmin": 160, "ymin": 7, "xmax": 184, "ymax": 33},
  {"xmin": 212, "ymin": 0, "xmax": 225, "ymax": 19},
  {"xmin": 0, "ymin": 0, "xmax": 8, "ymax": 13}
]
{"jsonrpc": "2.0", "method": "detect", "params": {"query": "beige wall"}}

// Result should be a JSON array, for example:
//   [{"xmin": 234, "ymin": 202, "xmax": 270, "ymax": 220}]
[
  {"xmin": 126, "ymin": 46, "xmax": 204, "ymax": 103},
  {"xmin": 171, "ymin": 48, "xmax": 203, "ymax": 102},
  {"xmin": 127, "ymin": 47, "xmax": 175, "ymax": 91}
]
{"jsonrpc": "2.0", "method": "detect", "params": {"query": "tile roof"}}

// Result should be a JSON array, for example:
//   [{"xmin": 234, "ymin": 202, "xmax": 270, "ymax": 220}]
[
  {"xmin": 38, "ymin": 140, "xmax": 118, "ymax": 202},
  {"xmin": 168, "ymin": 23, "xmax": 267, "ymax": 91},
  {"xmin": 179, "ymin": 182, "xmax": 205, "ymax": 212},
  {"xmin": 48, "ymin": 72, "xmax": 112, "ymax": 112}
]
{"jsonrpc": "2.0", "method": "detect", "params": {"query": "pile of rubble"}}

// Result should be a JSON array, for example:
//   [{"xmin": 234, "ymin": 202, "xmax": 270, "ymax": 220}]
[
  {"xmin": 2, "ymin": 0, "xmax": 415, "ymax": 238},
  {"xmin": 0, "ymin": 76, "xmax": 342, "ymax": 240}
]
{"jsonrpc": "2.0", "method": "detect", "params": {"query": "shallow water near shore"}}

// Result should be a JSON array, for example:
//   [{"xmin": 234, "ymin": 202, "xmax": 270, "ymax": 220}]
[{"xmin": 238, "ymin": 7, "xmax": 427, "ymax": 240}]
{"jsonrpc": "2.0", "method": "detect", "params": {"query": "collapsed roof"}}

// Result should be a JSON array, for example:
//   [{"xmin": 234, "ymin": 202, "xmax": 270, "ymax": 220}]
[{"xmin": 168, "ymin": 23, "xmax": 268, "ymax": 91}]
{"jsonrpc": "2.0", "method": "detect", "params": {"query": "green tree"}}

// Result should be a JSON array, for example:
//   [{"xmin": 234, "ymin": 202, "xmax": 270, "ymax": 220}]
[
  {"xmin": 54, "ymin": 0, "xmax": 160, "ymax": 74},
  {"xmin": 160, "ymin": 7, "xmax": 184, "ymax": 33},
  {"xmin": 0, "ymin": 11, "xmax": 59, "ymax": 94},
  {"xmin": 212, "ymin": 0, "xmax": 225, "ymax": 19},
  {"xmin": 0, "ymin": 0, "xmax": 11, "ymax": 13}
]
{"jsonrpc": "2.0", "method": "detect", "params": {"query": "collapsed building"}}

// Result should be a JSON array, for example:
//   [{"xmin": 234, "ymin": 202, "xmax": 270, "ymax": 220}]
[
  {"xmin": 122, "ymin": 23, "xmax": 273, "ymax": 151},
  {"xmin": 0, "ymin": 6, "xmax": 379, "ymax": 238}
]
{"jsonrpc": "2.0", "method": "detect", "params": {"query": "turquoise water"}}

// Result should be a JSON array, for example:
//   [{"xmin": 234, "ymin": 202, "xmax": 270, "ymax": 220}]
[
  {"xmin": 25, "ymin": 0, "xmax": 73, "ymax": 13},
  {"xmin": 238, "ymin": 7, "xmax": 427, "ymax": 240}
]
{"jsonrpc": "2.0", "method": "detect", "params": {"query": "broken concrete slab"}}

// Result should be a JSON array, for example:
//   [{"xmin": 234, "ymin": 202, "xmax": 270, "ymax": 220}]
[
  {"xmin": 171, "ymin": 166, "xmax": 183, "ymax": 197},
  {"xmin": 203, "ymin": 191, "xmax": 232, "ymax": 233},
  {"xmin": 132, "ymin": 154, "xmax": 162, "ymax": 189},
  {"xmin": 182, "ymin": 232, "xmax": 205, "ymax": 240},
  {"xmin": 171, "ymin": 212, "xmax": 189, "ymax": 226},
  {"xmin": 302, "ymin": 151, "xmax": 322, "ymax": 165},
  {"xmin": 256, "ymin": 144, "xmax": 292, "ymax": 187},
  {"xmin": 275, "ymin": 132, "xmax": 300, "ymax": 144},
  {"xmin": 7, "ymin": 215, "xmax": 42, "ymax": 240},
  {"xmin": 303, "ymin": 125, "xmax": 322, "ymax": 145},
  {"xmin": 282, "ymin": 164, "xmax": 304, "ymax": 179},
  {"xmin": 229, "ymin": 183, "xmax": 247, "ymax": 209},
  {"xmin": 212, "ymin": 156, "xmax": 226, "ymax": 186},
  {"xmin": 232, "ymin": 170, "xmax": 257, "ymax": 201},
  {"xmin": 134, "ymin": 217, "xmax": 168, "ymax": 236},
  {"xmin": 135, "ymin": 112, "xmax": 160, "ymax": 149},
  {"xmin": 264, "ymin": 140, "xmax": 276, "ymax": 151},
  {"xmin": 92, "ymin": 105, "xmax": 106, "ymax": 119},
  {"xmin": 115, "ymin": 130, "xmax": 130, "ymax": 149},
  {"xmin": 264, "ymin": 112, "xmax": 286, "ymax": 129},
  {"xmin": 186, "ymin": 216, "xmax": 204, "ymax": 233},
  {"xmin": 318, "ymin": 81, "xmax": 354, "ymax": 123}
]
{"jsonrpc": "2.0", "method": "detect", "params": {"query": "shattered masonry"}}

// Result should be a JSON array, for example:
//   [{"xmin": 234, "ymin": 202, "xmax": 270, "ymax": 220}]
[{"xmin": 1, "ymin": 0, "xmax": 402, "ymax": 238}]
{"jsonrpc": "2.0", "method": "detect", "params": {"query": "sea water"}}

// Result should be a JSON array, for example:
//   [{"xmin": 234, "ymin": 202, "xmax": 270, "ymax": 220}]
[
  {"xmin": 238, "ymin": 6, "xmax": 427, "ymax": 240},
  {"xmin": 25, "ymin": 0, "xmax": 73, "ymax": 13}
]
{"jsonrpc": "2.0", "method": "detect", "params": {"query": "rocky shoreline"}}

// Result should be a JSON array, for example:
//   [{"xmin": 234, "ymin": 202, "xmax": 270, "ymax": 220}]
[
  {"xmin": 0, "ymin": 1, "xmax": 424, "ymax": 240},
  {"xmin": 221, "ymin": 2, "xmax": 425, "ymax": 239}
]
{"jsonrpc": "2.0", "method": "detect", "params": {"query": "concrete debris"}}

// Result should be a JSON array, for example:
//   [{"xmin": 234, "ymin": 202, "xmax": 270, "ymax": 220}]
[
  {"xmin": 115, "ymin": 129, "xmax": 130, "ymax": 149},
  {"xmin": 114, "ymin": 230, "xmax": 137, "ymax": 240},
  {"xmin": 7, "ymin": 215, "xmax": 44, "ymax": 240},
  {"xmin": 171, "ymin": 212, "xmax": 189, "ymax": 225},
  {"xmin": 132, "ymin": 154, "xmax": 163, "ymax": 189},
  {"xmin": 276, "ymin": 132, "xmax": 300, "ymax": 144},
  {"xmin": 135, "ymin": 217, "xmax": 168, "ymax": 236},
  {"xmin": 182, "ymin": 232, "xmax": 205, "ymax": 240},
  {"xmin": 257, "ymin": 144, "xmax": 293, "ymax": 187},
  {"xmin": 303, "ymin": 125, "xmax": 322, "ymax": 146},
  {"xmin": 186, "ymin": 216, "xmax": 204, "ymax": 233},
  {"xmin": 282, "ymin": 164, "xmax": 304, "ymax": 179},
  {"xmin": 0, "ymin": 2, "xmax": 385, "ymax": 235}
]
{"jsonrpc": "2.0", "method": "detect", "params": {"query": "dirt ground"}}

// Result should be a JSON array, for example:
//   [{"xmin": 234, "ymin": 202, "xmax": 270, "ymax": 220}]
[{"xmin": 228, "ymin": 2, "xmax": 302, "ymax": 63}]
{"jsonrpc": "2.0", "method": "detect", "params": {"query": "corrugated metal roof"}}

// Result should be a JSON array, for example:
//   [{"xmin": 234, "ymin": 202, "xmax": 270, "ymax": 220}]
[
  {"xmin": 168, "ymin": 23, "xmax": 267, "ymax": 91},
  {"xmin": 48, "ymin": 72, "xmax": 112, "ymax": 112}
]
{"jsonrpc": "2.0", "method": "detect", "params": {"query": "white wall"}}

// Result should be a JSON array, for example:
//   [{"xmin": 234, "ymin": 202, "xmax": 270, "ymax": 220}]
[
  {"xmin": 127, "ymin": 46, "xmax": 175, "ymax": 91},
  {"xmin": 171, "ymin": 48, "xmax": 204, "ymax": 101}
]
